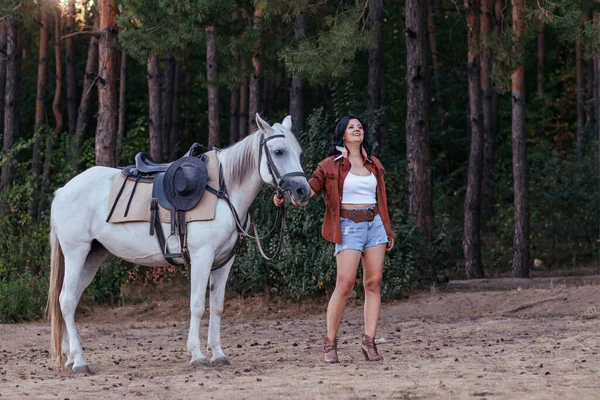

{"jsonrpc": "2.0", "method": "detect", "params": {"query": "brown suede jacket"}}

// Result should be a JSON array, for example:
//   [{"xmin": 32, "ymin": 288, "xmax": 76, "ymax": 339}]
[{"xmin": 308, "ymin": 154, "xmax": 394, "ymax": 245}]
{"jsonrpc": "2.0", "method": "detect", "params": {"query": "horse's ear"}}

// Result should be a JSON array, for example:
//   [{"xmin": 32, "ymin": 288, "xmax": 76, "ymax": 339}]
[
  {"xmin": 255, "ymin": 113, "xmax": 271, "ymax": 133},
  {"xmin": 282, "ymin": 115, "xmax": 292, "ymax": 130}
]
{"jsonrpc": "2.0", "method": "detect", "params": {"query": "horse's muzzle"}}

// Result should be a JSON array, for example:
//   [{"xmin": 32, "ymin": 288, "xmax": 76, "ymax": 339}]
[{"xmin": 281, "ymin": 177, "xmax": 310, "ymax": 206}]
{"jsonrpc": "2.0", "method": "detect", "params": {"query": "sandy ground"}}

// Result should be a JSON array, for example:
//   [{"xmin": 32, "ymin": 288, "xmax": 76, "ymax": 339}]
[{"xmin": 1, "ymin": 279, "xmax": 600, "ymax": 399}]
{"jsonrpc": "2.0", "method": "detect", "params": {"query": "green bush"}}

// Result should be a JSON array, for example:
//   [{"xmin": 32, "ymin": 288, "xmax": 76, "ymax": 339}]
[
  {"xmin": 85, "ymin": 258, "xmax": 135, "ymax": 306},
  {"xmin": 0, "ymin": 270, "xmax": 48, "ymax": 323}
]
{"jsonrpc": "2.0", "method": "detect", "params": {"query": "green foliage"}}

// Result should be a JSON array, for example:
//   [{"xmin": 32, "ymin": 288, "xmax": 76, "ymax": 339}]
[
  {"xmin": 0, "ymin": 184, "xmax": 49, "ymax": 280},
  {"xmin": 280, "ymin": 4, "xmax": 373, "ymax": 82},
  {"xmin": 85, "ymin": 258, "xmax": 134, "ymax": 306},
  {"xmin": 486, "ymin": 142, "xmax": 600, "ymax": 274},
  {"xmin": 0, "ymin": 132, "xmax": 40, "ymax": 169},
  {"xmin": 0, "ymin": 177, "xmax": 51, "ymax": 323},
  {"xmin": 0, "ymin": 270, "xmax": 48, "ymax": 323},
  {"xmin": 118, "ymin": 0, "xmax": 237, "ymax": 61},
  {"xmin": 118, "ymin": 116, "xmax": 153, "ymax": 165},
  {"xmin": 0, "ymin": 0, "xmax": 37, "ymax": 25},
  {"xmin": 490, "ymin": 28, "xmax": 528, "ymax": 94}
]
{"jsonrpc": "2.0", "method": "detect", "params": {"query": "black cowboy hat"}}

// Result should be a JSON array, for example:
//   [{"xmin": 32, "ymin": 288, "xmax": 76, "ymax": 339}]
[{"xmin": 162, "ymin": 157, "xmax": 208, "ymax": 211}]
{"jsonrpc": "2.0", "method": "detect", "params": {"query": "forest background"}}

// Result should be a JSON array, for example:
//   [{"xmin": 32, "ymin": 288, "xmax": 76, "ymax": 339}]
[{"xmin": 1, "ymin": 0, "xmax": 599, "ymax": 322}]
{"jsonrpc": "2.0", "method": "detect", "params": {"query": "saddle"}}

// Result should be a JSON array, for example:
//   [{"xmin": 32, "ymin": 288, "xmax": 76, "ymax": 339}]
[
  {"xmin": 134, "ymin": 143, "xmax": 203, "ymax": 174},
  {"xmin": 107, "ymin": 143, "xmax": 212, "ymax": 267}
]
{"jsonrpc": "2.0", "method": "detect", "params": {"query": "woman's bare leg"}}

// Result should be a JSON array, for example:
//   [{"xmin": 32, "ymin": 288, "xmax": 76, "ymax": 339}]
[
  {"xmin": 361, "ymin": 244, "xmax": 386, "ymax": 338},
  {"xmin": 326, "ymin": 249, "xmax": 362, "ymax": 341}
]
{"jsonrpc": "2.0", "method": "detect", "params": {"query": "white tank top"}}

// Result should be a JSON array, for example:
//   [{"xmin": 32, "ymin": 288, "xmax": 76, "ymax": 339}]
[{"xmin": 342, "ymin": 172, "xmax": 377, "ymax": 204}]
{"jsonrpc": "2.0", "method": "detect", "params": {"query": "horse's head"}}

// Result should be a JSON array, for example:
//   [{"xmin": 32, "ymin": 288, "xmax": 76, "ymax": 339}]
[{"xmin": 255, "ymin": 113, "xmax": 311, "ymax": 207}]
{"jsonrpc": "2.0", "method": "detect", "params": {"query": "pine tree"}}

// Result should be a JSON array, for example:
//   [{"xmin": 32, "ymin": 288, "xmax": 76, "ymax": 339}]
[
  {"xmin": 95, "ymin": 0, "xmax": 118, "ymax": 167},
  {"xmin": 464, "ymin": 0, "xmax": 485, "ymax": 279},
  {"xmin": 405, "ymin": 0, "xmax": 435, "ymax": 282}
]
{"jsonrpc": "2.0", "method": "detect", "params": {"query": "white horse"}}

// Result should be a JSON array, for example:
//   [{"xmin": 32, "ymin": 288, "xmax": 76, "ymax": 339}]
[{"xmin": 47, "ymin": 114, "xmax": 310, "ymax": 373}]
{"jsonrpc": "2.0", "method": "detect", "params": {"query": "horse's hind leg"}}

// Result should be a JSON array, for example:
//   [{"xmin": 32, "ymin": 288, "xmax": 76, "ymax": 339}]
[
  {"xmin": 207, "ymin": 257, "xmax": 235, "ymax": 366},
  {"xmin": 187, "ymin": 252, "xmax": 214, "ymax": 367},
  {"xmin": 61, "ymin": 241, "xmax": 110, "ymax": 373}
]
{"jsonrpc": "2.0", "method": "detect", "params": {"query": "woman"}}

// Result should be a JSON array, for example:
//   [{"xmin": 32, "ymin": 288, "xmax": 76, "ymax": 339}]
[{"xmin": 274, "ymin": 115, "xmax": 394, "ymax": 363}]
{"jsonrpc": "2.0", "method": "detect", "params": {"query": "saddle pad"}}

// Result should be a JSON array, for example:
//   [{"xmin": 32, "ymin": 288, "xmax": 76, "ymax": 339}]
[{"xmin": 107, "ymin": 151, "xmax": 220, "ymax": 223}]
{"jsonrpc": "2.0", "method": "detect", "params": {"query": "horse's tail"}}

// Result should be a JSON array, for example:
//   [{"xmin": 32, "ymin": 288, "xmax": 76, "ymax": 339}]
[{"xmin": 47, "ymin": 217, "xmax": 66, "ymax": 367}]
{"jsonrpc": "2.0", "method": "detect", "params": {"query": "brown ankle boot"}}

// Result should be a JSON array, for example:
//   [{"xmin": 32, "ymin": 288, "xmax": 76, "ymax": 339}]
[
  {"xmin": 361, "ymin": 333, "xmax": 383, "ymax": 361},
  {"xmin": 323, "ymin": 336, "xmax": 339, "ymax": 364}
]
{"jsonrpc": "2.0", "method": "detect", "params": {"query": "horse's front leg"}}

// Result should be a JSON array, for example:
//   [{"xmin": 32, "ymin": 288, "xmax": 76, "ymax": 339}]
[
  {"xmin": 187, "ymin": 251, "xmax": 214, "ymax": 367},
  {"xmin": 207, "ymin": 257, "xmax": 235, "ymax": 366}
]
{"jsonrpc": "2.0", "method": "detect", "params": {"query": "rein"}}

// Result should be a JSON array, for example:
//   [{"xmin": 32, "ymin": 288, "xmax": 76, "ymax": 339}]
[{"xmin": 210, "ymin": 132, "xmax": 306, "ymax": 269}]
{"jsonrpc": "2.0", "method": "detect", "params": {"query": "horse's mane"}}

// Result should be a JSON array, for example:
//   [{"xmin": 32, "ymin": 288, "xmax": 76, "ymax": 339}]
[{"xmin": 219, "ymin": 131, "xmax": 260, "ymax": 190}]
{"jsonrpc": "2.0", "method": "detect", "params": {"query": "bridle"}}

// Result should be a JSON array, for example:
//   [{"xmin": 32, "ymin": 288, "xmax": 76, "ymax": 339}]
[
  {"xmin": 257, "ymin": 132, "xmax": 309, "ymax": 198},
  {"xmin": 210, "ymin": 131, "xmax": 308, "ymax": 269}
]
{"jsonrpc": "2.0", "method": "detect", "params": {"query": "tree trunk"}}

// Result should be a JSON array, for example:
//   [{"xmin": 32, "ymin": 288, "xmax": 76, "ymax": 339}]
[
  {"xmin": 32, "ymin": 2, "xmax": 49, "ymax": 219},
  {"xmin": 368, "ymin": 0, "xmax": 384, "ymax": 147},
  {"xmin": 511, "ymin": 0, "xmax": 529, "ymax": 278},
  {"xmin": 65, "ymin": 0, "xmax": 77, "ymax": 137},
  {"xmin": 584, "ymin": 12, "xmax": 595, "ymax": 135},
  {"xmin": 206, "ymin": 25, "xmax": 220, "ymax": 148},
  {"xmin": 405, "ymin": 0, "xmax": 435, "ymax": 282},
  {"xmin": 169, "ymin": 59, "xmax": 180, "ymax": 159},
  {"xmin": 147, "ymin": 55, "xmax": 162, "ymax": 162},
  {"xmin": 95, "ymin": 0, "xmax": 118, "ymax": 167},
  {"xmin": 117, "ymin": 51, "xmax": 127, "ymax": 161},
  {"xmin": 238, "ymin": 8, "xmax": 249, "ymax": 139},
  {"xmin": 161, "ymin": 56, "xmax": 175, "ymax": 160},
  {"xmin": 595, "ymin": 14, "xmax": 600, "ymax": 170},
  {"xmin": 239, "ymin": 58, "xmax": 249, "ymax": 138},
  {"xmin": 229, "ymin": 49, "xmax": 240, "ymax": 144},
  {"xmin": 228, "ymin": 12, "xmax": 240, "ymax": 144},
  {"xmin": 230, "ymin": 88, "xmax": 239, "ymax": 144},
  {"xmin": 37, "ymin": 4, "xmax": 64, "ymax": 222},
  {"xmin": 73, "ymin": 8, "xmax": 99, "ymax": 171},
  {"xmin": 1, "ymin": 19, "xmax": 20, "ymax": 194},
  {"xmin": 576, "ymin": 29, "xmax": 585, "ymax": 157},
  {"xmin": 596, "ymin": 14, "xmax": 600, "ymax": 178},
  {"xmin": 536, "ymin": 0, "xmax": 545, "ymax": 98},
  {"xmin": 289, "ymin": 12, "xmax": 306, "ymax": 135},
  {"xmin": 464, "ymin": 0, "xmax": 484, "ymax": 279},
  {"xmin": 426, "ymin": 0, "xmax": 441, "ymax": 96},
  {"xmin": 290, "ymin": 74, "xmax": 305, "ymax": 135},
  {"xmin": 481, "ymin": 0, "xmax": 494, "ymax": 224},
  {"xmin": 52, "ymin": 6, "xmax": 64, "ymax": 136},
  {"xmin": 262, "ymin": 69, "xmax": 274, "ymax": 119},
  {"xmin": 485, "ymin": 0, "xmax": 502, "ymax": 220},
  {"xmin": 0, "ymin": 22, "xmax": 7, "ymax": 137},
  {"xmin": 249, "ymin": 2, "xmax": 265, "ymax": 133}
]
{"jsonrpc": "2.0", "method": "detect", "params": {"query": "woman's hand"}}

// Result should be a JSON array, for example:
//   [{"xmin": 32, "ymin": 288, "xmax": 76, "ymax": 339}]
[
  {"xmin": 386, "ymin": 238, "xmax": 394, "ymax": 252},
  {"xmin": 273, "ymin": 194, "xmax": 285, "ymax": 207},
  {"xmin": 273, "ymin": 193, "xmax": 303, "ymax": 207}
]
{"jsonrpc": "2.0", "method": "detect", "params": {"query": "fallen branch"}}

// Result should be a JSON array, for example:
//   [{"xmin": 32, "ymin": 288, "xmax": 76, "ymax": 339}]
[{"xmin": 503, "ymin": 296, "xmax": 565, "ymax": 314}]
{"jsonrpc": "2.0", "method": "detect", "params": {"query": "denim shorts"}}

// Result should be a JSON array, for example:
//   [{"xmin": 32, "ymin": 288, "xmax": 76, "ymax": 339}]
[{"xmin": 334, "ymin": 213, "xmax": 389, "ymax": 255}]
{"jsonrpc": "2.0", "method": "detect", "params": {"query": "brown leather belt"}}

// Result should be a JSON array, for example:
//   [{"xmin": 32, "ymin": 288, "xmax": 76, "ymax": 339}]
[{"xmin": 340, "ymin": 205, "xmax": 379, "ymax": 223}]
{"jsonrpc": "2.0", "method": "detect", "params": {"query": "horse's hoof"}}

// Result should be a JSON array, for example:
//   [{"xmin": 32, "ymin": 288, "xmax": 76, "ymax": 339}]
[
  {"xmin": 211, "ymin": 357, "xmax": 231, "ymax": 367},
  {"xmin": 190, "ymin": 359, "xmax": 212, "ymax": 368},
  {"xmin": 72, "ymin": 365, "xmax": 92, "ymax": 374}
]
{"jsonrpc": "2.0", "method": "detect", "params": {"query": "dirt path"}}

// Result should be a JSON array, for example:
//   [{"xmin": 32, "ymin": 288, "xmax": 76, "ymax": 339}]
[{"xmin": 1, "ymin": 282, "xmax": 600, "ymax": 399}]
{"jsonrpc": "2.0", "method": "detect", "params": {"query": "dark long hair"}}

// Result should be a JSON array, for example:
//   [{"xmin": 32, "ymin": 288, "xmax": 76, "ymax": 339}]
[{"xmin": 329, "ymin": 115, "xmax": 372, "ymax": 159}]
